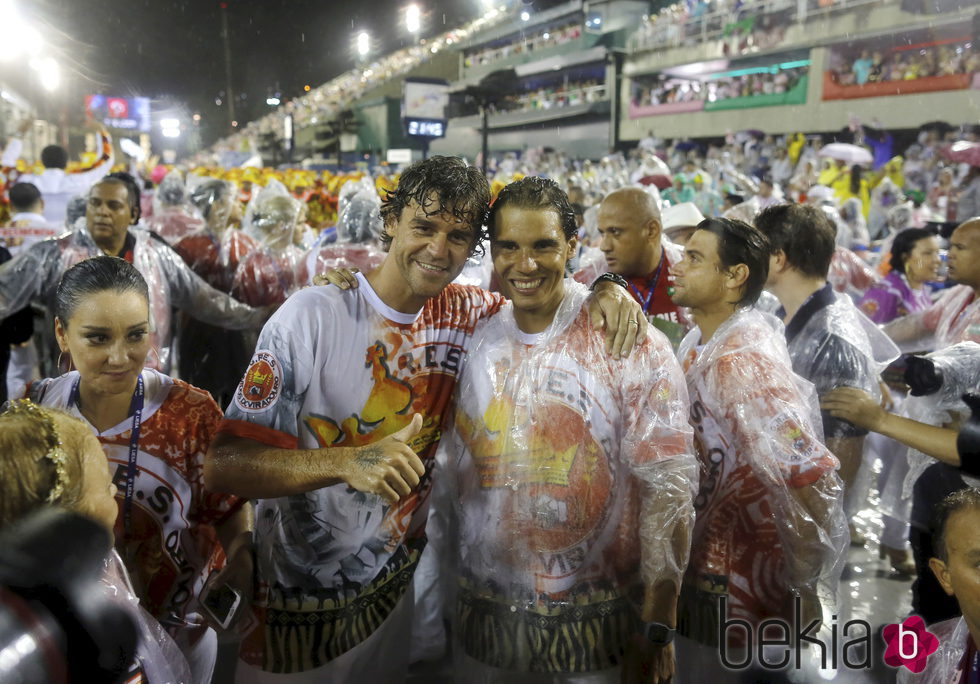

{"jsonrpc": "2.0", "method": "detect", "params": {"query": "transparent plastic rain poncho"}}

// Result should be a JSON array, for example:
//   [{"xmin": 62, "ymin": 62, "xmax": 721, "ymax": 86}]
[
  {"xmin": 828, "ymin": 246, "xmax": 879, "ymax": 299},
  {"xmin": 175, "ymin": 179, "xmax": 257, "ymax": 294},
  {"xmin": 903, "ymin": 343, "xmax": 980, "ymax": 497},
  {"xmin": 839, "ymin": 197, "xmax": 871, "ymax": 249},
  {"xmin": 0, "ymin": 225, "xmax": 267, "ymax": 374},
  {"xmin": 236, "ymin": 183, "xmax": 306, "ymax": 306},
  {"xmin": 884, "ymin": 284, "xmax": 980, "ymax": 353},
  {"xmin": 303, "ymin": 177, "xmax": 385, "ymax": 285},
  {"xmin": 676, "ymin": 307, "xmax": 847, "ymax": 646},
  {"xmin": 898, "ymin": 617, "xmax": 969, "ymax": 684},
  {"xmin": 103, "ymin": 549, "xmax": 191, "ymax": 684},
  {"xmin": 172, "ymin": 178, "xmax": 259, "ymax": 403},
  {"xmin": 447, "ymin": 280, "xmax": 697, "ymax": 673},
  {"xmin": 452, "ymin": 239, "xmax": 493, "ymax": 290},
  {"xmin": 869, "ymin": 177, "xmax": 903, "ymax": 241},
  {"xmin": 785, "ymin": 290, "xmax": 900, "ymax": 431},
  {"xmin": 146, "ymin": 172, "xmax": 206, "ymax": 244},
  {"xmin": 722, "ymin": 195, "xmax": 762, "ymax": 224}
]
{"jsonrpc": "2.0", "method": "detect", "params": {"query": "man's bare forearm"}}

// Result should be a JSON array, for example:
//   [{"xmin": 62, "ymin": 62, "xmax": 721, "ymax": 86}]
[
  {"xmin": 205, "ymin": 433, "xmax": 349, "ymax": 498},
  {"xmin": 872, "ymin": 412, "xmax": 961, "ymax": 466}
]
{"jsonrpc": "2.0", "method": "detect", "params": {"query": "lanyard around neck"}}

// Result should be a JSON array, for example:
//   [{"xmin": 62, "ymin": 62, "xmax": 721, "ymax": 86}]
[
  {"xmin": 627, "ymin": 247, "xmax": 666, "ymax": 315},
  {"xmin": 70, "ymin": 375, "xmax": 145, "ymax": 541}
]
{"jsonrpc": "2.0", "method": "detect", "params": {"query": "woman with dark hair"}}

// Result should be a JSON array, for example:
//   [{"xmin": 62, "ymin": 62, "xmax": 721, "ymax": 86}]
[
  {"xmin": 857, "ymin": 227, "xmax": 941, "ymax": 575},
  {"xmin": 832, "ymin": 164, "xmax": 871, "ymax": 219},
  {"xmin": 15, "ymin": 255, "xmax": 253, "ymax": 684},
  {"xmin": 858, "ymin": 227, "xmax": 940, "ymax": 324}
]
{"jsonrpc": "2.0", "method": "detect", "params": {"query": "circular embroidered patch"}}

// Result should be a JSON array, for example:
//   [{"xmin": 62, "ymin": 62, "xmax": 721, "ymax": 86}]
[{"xmin": 236, "ymin": 350, "xmax": 282, "ymax": 412}]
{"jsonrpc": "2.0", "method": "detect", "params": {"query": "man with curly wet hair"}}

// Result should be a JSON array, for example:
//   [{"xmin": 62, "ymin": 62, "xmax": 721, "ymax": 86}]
[{"xmin": 206, "ymin": 157, "xmax": 644, "ymax": 682}]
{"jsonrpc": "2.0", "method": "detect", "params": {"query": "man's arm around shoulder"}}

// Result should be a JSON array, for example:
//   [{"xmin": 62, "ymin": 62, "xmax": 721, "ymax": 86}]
[{"xmin": 205, "ymin": 414, "xmax": 426, "ymax": 503}]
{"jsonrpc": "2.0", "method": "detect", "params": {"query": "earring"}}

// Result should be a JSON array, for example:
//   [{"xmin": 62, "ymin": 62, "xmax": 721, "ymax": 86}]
[
  {"xmin": 57, "ymin": 351, "xmax": 73, "ymax": 373},
  {"xmin": 146, "ymin": 346, "xmax": 161, "ymax": 369}
]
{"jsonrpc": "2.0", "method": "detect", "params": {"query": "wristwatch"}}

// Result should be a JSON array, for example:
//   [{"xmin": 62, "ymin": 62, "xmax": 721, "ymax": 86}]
[
  {"xmin": 640, "ymin": 621, "xmax": 676, "ymax": 645},
  {"xmin": 590, "ymin": 272, "xmax": 629, "ymax": 291}
]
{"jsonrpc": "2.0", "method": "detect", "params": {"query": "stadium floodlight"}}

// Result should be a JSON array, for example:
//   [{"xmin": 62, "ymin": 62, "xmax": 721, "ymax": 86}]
[
  {"xmin": 405, "ymin": 4, "xmax": 421, "ymax": 34},
  {"xmin": 520, "ymin": 10, "xmax": 530, "ymax": 21},
  {"xmin": 266, "ymin": 96, "xmax": 280, "ymax": 106},
  {"xmin": 356, "ymin": 31, "xmax": 370, "ymax": 57},
  {"xmin": 34, "ymin": 56, "xmax": 59, "ymax": 91}
]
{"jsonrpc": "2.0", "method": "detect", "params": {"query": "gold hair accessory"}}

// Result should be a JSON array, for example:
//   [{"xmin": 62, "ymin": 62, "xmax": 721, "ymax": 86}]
[{"xmin": 2, "ymin": 399, "xmax": 70, "ymax": 503}]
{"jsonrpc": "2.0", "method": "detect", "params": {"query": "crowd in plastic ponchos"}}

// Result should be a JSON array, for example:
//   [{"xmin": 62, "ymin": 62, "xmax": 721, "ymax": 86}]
[
  {"xmin": 632, "ymin": 66, "xmax": 806, "ymax": 107},
  {"xmin": 2, "ymin": 121, "xmax": 980, "ymax": 680},
  {"xmin": 829, "ymin": 41, "xmax": 980, "ymax": 87}
]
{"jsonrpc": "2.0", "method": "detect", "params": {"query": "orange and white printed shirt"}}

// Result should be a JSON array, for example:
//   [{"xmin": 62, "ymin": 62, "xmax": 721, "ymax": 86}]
[
  {"xmin": 219, "ymin": 272, "xmax": 503, "ymax": 673},
  {"xmin": 27, "ymin": 369, "xmax": 239, "ymax": 627}
]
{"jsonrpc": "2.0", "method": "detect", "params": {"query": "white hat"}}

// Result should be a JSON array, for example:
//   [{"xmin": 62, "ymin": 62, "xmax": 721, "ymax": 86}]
[
  {"xmin": 806, "ymin": 184, "xmax": 836, "ymax": 205},
  {"xmin": 662, "ymin": 202, "xmax": 705, "ymax": 236}
]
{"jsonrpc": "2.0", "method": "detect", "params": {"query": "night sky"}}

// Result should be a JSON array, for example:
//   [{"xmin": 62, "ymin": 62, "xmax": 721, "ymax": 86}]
[{"xmin": 24, "ymin": 0, "xmax": 491, "ymax": 145}]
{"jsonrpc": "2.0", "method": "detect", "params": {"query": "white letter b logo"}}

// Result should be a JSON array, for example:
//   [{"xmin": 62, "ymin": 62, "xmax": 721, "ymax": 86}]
[{"xmin": 898, "ymin": 623, "xmax": 919, "ymax": 659}]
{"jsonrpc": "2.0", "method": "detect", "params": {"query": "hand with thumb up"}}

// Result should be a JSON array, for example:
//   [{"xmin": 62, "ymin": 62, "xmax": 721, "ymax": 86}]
[{"xmin": 341, "ymin": 413, "xmax": 426, "ymax": 504}]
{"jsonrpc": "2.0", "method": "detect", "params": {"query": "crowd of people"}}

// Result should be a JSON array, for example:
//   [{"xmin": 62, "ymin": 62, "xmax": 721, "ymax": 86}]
[
  {"xmin": 627, "ymin": 0, "xmax": 795, "ymax": 56},
  {"xmin": 197, "ymin": 7, "xmax": 512, "ymax": 167},
  {"xmin": 632, "ymin": 65, "xmax": 807, "ymax": 108},
  {"xmin": 0, "ymin": 114, "xmax": 980, "ymax": 684},
  {"xmin": 486, "ymin": 79, "xmax": 606, "ymax": 115},
  {"xmin": 462, "ymin": 20, "xmax": 583, "ymax": 68},
  {"xmin": 829, "ymin": 41, "xmax": 979, "ymax": 87}
]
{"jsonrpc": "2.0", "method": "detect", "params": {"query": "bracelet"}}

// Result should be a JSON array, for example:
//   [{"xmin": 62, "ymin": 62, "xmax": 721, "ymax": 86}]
[{"xmin": 590, "ymin": 272, "xmax": 629, "ymax": 291}]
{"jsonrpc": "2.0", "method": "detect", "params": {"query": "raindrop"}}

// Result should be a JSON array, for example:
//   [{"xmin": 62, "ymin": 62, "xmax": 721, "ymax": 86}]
[{"xmin": 301, "ymin": 33, "xmax": 305, "ymax": 42}]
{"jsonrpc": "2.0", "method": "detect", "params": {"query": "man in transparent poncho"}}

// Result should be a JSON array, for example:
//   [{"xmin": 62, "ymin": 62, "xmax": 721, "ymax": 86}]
[
  {"xmin": 669, "ymin": 217, "xmax": 847, "ymax": 675},
  {"xmin": 448, "ymin": 177, "xmax": 698, "ymax": 683}
]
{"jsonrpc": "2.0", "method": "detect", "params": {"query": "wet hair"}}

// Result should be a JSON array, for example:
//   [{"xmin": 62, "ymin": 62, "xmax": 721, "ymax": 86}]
[
  {"xmin": 0, "ymin": 403, "xmax": 86, "ymax": 528},
  {"xmin": 99, "ymin": 172, "xmax": 142, "ymax": 222},
  {"xmin": 695, "ymin": 217, "xmax": 770, "ymax": 306},
  {"xmin": 189, "ymin": 179, "xmax": 233, "ymax": 220},
  {"xmin": 378, "ymin": 155, "xmax": 490, "ymax": 254},
  {"xmin": 754, "ymin": 203, "xmax": 836, "ymax": 279},
  {"xmin": 488, "ymin": 176, "xmax": 577, "ymax": 242},
  {"xmin": 933, "ymin": 488, "xmax": 980, "ymax": 562},
  {"xmin": 53, "ymin": 256, "xmax": 149, "ymax": 326},
  {"xmin": 8, "ymin": 182, "xmax": 42, "ymax": 213},
  {"xmin": 889, "ymin": 227, "xmax": 936, "ymax": 275},
  {"xmin": 40, "ymin": 144, "xmax": 68, "ymax": 170}
]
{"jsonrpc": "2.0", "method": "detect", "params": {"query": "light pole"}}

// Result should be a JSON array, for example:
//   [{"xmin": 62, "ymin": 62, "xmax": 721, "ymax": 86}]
[{"xmin": 219, "ymin": 1, "xmax": 236, "ymax": 132}]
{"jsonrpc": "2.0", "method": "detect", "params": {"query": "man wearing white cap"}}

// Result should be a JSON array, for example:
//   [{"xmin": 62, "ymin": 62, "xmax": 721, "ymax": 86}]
[{"xmin": 661, "ymin": 202, "xmax": 704, "ymax": 247}]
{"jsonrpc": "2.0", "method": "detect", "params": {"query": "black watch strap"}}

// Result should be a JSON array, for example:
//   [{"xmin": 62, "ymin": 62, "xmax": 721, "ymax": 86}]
[
  {"xmin": 641, "ymin": 621, "xmax": 676, "ymax": 645},
  {"xmin": 590, "ymin": 272, "xmax": 629, "ymax": 291}
]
